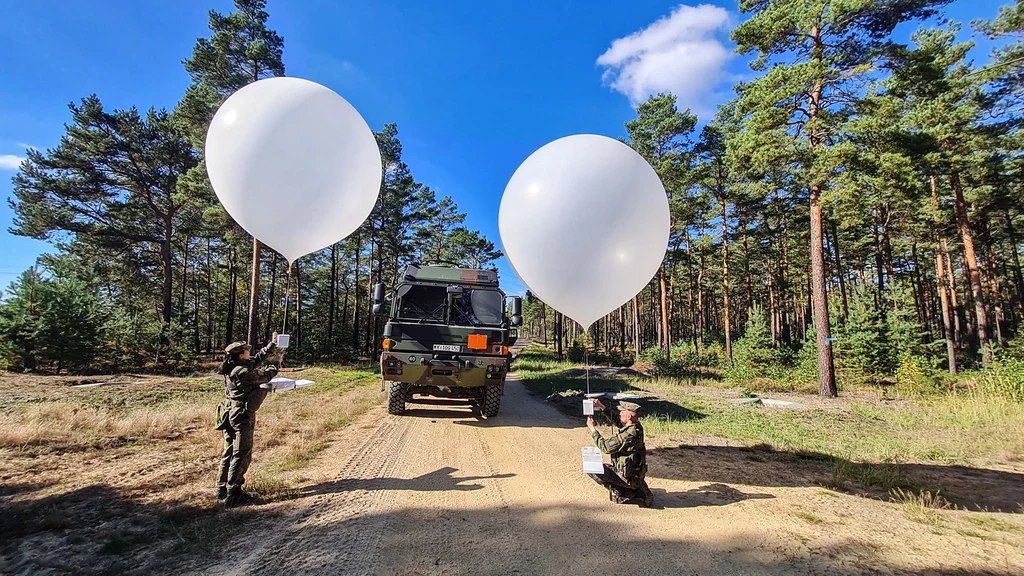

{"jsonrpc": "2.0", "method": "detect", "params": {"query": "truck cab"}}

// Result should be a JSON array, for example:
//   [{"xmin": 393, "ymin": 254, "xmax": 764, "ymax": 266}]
[{"xmin": 373, "ymin": 264, "xmax": 522, "ymax": 417}]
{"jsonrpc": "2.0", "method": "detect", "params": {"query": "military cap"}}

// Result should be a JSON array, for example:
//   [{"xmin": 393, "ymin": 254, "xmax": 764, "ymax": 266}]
[
  {"xmin": 617, "ymin": 401, "xmax": 641, "ymax": 413},
  {"xmin": 224, "ymin": 341, "xmax": 251, "ymax": 357}
]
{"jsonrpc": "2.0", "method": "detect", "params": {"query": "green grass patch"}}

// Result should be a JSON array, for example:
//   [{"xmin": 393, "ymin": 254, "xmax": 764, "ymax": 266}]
[
  {"xmin": 246, "ymin": 474, "xmax": 299, "ymax": 502},
  {"xmin": 954, "ymin": 528, "xmax": 997, "ymax": 541},
  {"xmin": 965, "ymin": 516, "xmax": 1024, "ymax": 534},
  {"xmin": 890, "ymin": 488, "xmax": 950, "ymax": 527},
  {"xmin": 795, "ymin": 511, "xmax": 824, "ymax": 524},
  {"xmin": 276, "ymin": 441, "xmax": 329, "ymax": 472}
]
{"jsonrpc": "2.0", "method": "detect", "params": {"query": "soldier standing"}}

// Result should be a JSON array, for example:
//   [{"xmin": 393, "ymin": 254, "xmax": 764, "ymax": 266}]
[
  {"xmin": 586, "ymin": 399, "xmax": 654, "ymax": 507},
  {"xmin": 215, "ymin": 333, "xmax": 281, "ymax": 508}
]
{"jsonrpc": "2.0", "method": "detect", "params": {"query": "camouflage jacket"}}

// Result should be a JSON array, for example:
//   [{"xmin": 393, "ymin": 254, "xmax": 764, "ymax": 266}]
[
  {"xmin": 223, "ymin": 342, "xmax": 279, "ymax": 406},
  {"xmin": 591, "ymin": 413, "xmax": 647, "ymax": 485}
]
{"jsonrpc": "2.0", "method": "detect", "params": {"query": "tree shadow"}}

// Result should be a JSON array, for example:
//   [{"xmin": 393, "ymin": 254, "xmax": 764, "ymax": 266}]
[
  {"xmin": 297, "ymin": 467, "xmax": 515, "ymax": 496},
  {"xmin": 0, "ymin": 482, "xmax": 263, "ymax": 575},
  {"xmin": 193, "ymin": 500, "xmax": 1020, "ymax": 576},
  {"xmin": 647, "ymin": 444, "xmax": 1024, "ymax": 512},
  {"xmin": 518, "ymin": 377, "xmax": 707, "ymax": 424}
]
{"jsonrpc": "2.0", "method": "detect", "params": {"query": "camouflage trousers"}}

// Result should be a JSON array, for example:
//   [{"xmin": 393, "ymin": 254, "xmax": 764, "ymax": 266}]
[
  {"xmin": 217, "ymin": 410, "xmax": 256, "ymax": 491},
  {"xmin": 587, "ymin": 464, "xmax": 649, "ymax": 499}
]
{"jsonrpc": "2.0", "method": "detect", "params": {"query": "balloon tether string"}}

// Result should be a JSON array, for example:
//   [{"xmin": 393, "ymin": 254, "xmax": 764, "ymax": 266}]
[
  {"xmin": 585, "ymin": 331, "xmax": 590, "ymax": 396},
  {"xmin": 281, "ymin": 262, "xmax": 294, "ymax": 333}
]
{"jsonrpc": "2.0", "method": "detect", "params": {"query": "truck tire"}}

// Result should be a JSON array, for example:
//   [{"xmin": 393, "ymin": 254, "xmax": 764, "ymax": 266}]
[
  {"xmin": 482, "ymin": 382, "xmax": 503, "ymax": 418},
  {"xmin": 387, "ymin": 382, "xmax": 408, "ymax": 415}
]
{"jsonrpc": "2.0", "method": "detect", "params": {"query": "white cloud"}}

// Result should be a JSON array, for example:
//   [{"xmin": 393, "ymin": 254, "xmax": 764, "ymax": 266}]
[
  {"xmin": 0, "ymin": 154, "xmax": 26, "ymax": 170},
  {"xmin": 597, "ymin": 4, "xmax": 734, "ymax": 113},
  {"xmin": 16, "ymin": 142, "xmax": 37, "ymax": 150}
]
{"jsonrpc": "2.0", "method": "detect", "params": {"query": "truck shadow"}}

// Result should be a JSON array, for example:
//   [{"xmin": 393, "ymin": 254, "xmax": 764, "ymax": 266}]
[{"xmin": 297, "ymin": 466, "xmax": 515, "ymax": 496}]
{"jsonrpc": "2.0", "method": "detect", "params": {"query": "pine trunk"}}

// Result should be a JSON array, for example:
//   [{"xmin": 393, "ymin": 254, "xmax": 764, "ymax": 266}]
[
  {"xmin": 720, "ymin": 194, "xmax": 732, "ymax": 362},
  {"xmin": 225, "ymin": 247, "xmax": 237, "ymax": 345},
  {"xmin": 951, "ymin": 171, "xmax": 991, "ymax": 366},
  {"xmin": 830, "ymin": 220, "xmax": 848, "ymax": 321},
  {"xmin": 246, "ymin": 238, "xmax": 261, "ymax": 345},
  {"xmin": 327, "ymin": 244, "xmax": 337, "ymax": 347},
  {"xmin": 1004, "ymin": 210, "xmax": 1024, "ymax": 318},
  {"xmin": 295, "ymin": 261, "xmax": 303, "ymax": 350},
  {"xmin": 810, "ymin": 183, "xmax": 837, "ymax": 397},
  {"xmin": 659, "ymin": 266, "xmax": 670, "ymax": 357},
  {"xmin": 352, "ymin": 236, "xmax": 361, "ymax": 354},
  {"xmin": 264, "ymin": 252, "xmax": 278, "ymax": 343}
]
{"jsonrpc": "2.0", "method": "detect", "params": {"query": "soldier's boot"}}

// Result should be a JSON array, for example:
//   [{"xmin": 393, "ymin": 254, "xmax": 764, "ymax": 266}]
[
  {"xmin": 225, "ymin": 488, "xmax": 255, "ymax": 509},
  {"xmin": 639, "ymin": 482, "xmax": 654, "ymax": 508},
  {"xmin": 609, "ymin": 488, "xmax": 629, "ymax": 505},
  {"xmin": 215, "ymin": 485, "xmax": 228, "ymax": 500}
]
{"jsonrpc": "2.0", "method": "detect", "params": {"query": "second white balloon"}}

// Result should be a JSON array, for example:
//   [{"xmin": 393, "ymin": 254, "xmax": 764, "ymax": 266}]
[{"xmin": 498, "ymin": 134, "xmax": 670, "ymax": 329}]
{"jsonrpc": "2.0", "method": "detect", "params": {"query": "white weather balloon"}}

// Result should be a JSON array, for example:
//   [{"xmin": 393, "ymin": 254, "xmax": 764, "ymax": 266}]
[
  {"xmin": 499, "ymin": 134, "xmax": 670, "ymax": 329},
  {"xmin": 206, "ymin": 77, "xmax": 381, "ymax": 262}
]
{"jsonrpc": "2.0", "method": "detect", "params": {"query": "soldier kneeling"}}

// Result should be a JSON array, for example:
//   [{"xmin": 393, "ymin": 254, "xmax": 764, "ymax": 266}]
[
  {"xmin": 215, "ymin": 334, "xmax": 280, "ymax": 508},
  {"xmin": 586, "ymin": 399, "xmax": 654, "ymax": 507}
]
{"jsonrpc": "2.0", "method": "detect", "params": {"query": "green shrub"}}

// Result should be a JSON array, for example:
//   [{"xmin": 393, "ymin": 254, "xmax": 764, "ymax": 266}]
[
  {"xmin": 567, "ymin": 338, "xmax": 585, "ymax": 363},
  {"xmin": 638, "ymin": 345, "xmax": 665, "ymax": 364},
  {"xmin": 837, "ymin": 287, "xmax": 895, "ymax": 384},
  {"xmin": 894, "ymin": 354, "xmax": 945, "ymax": 396},
  {"xmin": 726, "ymin": 305, "xmax": 782, "ymax": 383},
  {"xmin": 978, "ymin": 358, "xmax": 1024, "ymax": 403}
]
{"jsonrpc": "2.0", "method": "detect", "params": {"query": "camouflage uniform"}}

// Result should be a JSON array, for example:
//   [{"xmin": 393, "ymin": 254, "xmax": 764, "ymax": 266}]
[
  {"xmin": 588, "ymin": 401, "xmax": 653, "ymax": 506},
  {"xmin": 215, "ymin": 340, "xmax": 279, "ymax": 506}
]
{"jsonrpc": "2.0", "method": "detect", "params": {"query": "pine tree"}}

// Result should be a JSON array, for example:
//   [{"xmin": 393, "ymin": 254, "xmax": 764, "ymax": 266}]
[
  {"xmin": 731, "ymin": 0, "xmax": 952, "ymax": 396},
  {"xmin": 0, "ymin": 269, "xmax": 46, "ymax": 371},
  {"xmin": 727, "ymin": 304, "xmax": 781, "ymax": 382},
  {"xmin": 838, "ymin": 287, "xmax": 896, "ymax": 384},
  {"xmin": 10, "ymin": 99, "xmax": 199, "ymax": 331},
  {"xmin": 624, "ymin": 93, "xmax": 698, "ymax": 358},
  {"xmin": 176, "ymin": 0, "xmax": 286, "ymax": 346}
]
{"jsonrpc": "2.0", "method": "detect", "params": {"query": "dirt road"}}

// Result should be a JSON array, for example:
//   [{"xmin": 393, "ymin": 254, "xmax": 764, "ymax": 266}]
[{"xmin": 197, "ymin": 369, "xmax": 1023, "ymax": 576}]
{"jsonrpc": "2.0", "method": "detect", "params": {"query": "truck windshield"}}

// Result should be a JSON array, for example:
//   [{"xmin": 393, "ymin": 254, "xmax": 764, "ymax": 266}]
[
  {"xmin": 452, "ymin": 289, "xmax": 504, "ymax": 326},
  {"xmin": 395, "ymin": 285, "xmax": 447, "ymax": 322}
]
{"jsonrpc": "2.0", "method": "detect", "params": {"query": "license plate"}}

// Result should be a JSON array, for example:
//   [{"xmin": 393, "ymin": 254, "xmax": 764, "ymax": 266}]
[{"xmin": 433, "ymin": 344, "xmax": 461, "ymax": 352}]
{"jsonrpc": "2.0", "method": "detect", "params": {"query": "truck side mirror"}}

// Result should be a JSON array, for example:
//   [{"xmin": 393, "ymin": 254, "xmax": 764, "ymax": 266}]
[
  {"xmin": 511, "ymin": 296, "xmax": 523, "ymax": 326},
  {"xmin": 372, "ymin": 283, "xmax": 385, "ymax": 315}
]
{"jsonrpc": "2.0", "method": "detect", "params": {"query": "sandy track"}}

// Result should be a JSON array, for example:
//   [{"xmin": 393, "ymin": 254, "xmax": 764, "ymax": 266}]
[{"xmin": 199, "ymin": 372, "xmax": 1023, "ymax": 576}]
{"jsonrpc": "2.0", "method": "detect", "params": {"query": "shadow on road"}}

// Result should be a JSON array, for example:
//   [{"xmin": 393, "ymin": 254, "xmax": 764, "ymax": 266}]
[
  {"xmin": 297, "ymin": 466, "xmax": 515, "ymax": 496},
  {"xmin": 648, "ymin": 444, "xmax": 1024, "ymax": 512},
  {"xmin": 209, "ymin": 500, "xmax": 1019, "ymax": 576},
  {"xmin": 1, "ymin": 482, "xmax": 260, "ymax": 575},
  {"xmin": 653, "ymin": 483, "xmax": 776, "ymax": 509}
]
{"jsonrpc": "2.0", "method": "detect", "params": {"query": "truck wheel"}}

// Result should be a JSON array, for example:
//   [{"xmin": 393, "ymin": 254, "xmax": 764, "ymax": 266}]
[
  {"xmin": 387, "ymin": 382, "xmax": 408, "ymax": 415},
  {"xmin": 482, "ymin": 382, "xmax": 503, "ymax": 418}
]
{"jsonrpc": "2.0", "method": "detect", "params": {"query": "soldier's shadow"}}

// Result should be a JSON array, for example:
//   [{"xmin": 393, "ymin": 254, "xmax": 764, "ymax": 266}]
[
  {"xmin": 297, "ymin": 466, "xmax": 515, "ymax": 496},
  {"xmin": 650, "ymin": 483, "xmax": 775, "ymax": 510}
]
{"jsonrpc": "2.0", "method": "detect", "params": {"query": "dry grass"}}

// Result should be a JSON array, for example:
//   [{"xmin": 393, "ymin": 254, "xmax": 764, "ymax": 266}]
[
  {"xmin": 0, "ymin": 401, "xmax": 215, "ymax": 450},
  {"xmin": 890, "ymin": 488, "xmax": 951, "ymax": 527},
  {"xmin": 0, "ymin": 365, "xmax": 382, "ymax": 575}
]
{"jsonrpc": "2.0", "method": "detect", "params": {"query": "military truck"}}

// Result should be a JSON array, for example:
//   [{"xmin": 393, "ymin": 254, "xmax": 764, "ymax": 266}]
[{"xmin": 372, "ymin": 263, "xmax": 522, "ymax": 417}]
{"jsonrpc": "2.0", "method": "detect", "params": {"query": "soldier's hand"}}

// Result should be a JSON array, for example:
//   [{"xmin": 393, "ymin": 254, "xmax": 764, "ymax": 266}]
[
  {"xmin": 272, "ymin": 332, "xmax": 279, "ymax": 345},
  {"xmin": 586, "ymin": 416, "xmax": 596, "ymax": 431},
  {"xmin": 592, "ymin": 399, "xmax": 606, "ymax": 412}
]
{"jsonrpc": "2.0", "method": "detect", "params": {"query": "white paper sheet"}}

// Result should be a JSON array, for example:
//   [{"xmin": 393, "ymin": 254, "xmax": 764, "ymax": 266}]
[
  {"xmin": 276, "ymin": 334, "xmax": 290, "ymax": 348},
  {"xmin": 261, "ymin": 377, "xmax": 314, "ymax": 392},
  {"xmin": 582, "ymin": 399, "xmax": 594, "ymax": 415},
  {"xmin": 582, "ymin": 446, "xmax": 604, "ymax": 474}
]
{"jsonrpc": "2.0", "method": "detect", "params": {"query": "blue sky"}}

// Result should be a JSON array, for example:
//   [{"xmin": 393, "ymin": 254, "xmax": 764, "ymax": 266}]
[{"xmin": 0, "ymin": 0, "xmax": 1009, "ymax": 293}]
